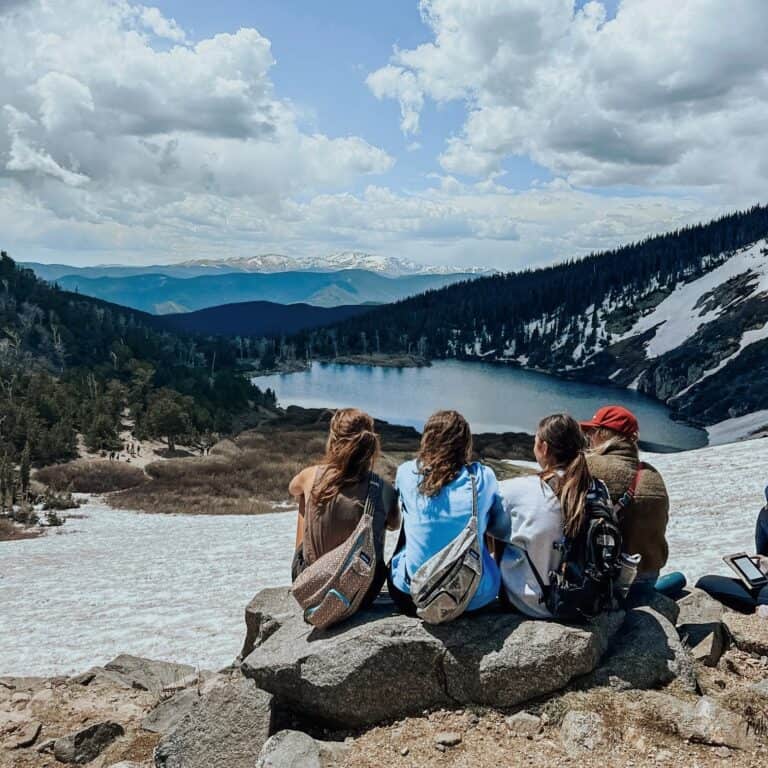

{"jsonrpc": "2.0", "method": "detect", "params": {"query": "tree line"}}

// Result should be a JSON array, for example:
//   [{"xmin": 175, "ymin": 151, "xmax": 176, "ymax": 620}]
[
  {"xmin": 0, "ymin": 253, "xmax": 276, "ymax": 468},
  {"xmin": 281, "ymin": 204, "xmax": 768, "ymax": 369}
]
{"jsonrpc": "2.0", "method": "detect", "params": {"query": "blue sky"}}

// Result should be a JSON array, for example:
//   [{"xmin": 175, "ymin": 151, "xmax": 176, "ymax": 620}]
[
  {"xmin": 0, "ymin": 0, "xmax": 763, "ymax": 269},
  {"xmin": 153, "ymin": 0, "xmax": 480, "ymax": 194}
]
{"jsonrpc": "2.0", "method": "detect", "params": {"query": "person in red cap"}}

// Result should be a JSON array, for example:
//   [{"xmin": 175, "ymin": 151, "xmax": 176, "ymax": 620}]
[{"xmin": 581, "ymin": 405, "xmax": 675, "ymax": 598}]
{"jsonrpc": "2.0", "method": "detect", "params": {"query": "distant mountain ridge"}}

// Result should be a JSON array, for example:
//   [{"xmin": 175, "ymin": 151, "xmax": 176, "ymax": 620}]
[
  {"xmin": 32, "ymin": 269, "xmax": 481, "ymax": 314},
  {"xmin": 22, "ymin": 252, "xmax": 495, "ymax": 281},
  {"xmin": 154, "ymin": 301, "xmax": 373, "ymax": 337}
]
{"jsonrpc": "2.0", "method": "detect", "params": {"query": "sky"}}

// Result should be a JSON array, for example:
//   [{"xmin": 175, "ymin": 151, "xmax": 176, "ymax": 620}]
[{"xmin": 0, "ymin": 0, "xmax": 766, "ymax": 270}]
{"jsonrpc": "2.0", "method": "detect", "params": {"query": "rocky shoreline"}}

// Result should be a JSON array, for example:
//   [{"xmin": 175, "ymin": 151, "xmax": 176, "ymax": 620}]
[{"xmin": 4, "ymin": 587, "xmax": 768, "ymax": 767}]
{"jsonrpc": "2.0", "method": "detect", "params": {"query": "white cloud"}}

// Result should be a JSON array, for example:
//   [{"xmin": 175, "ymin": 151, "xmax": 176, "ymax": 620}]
[
  {"xmin": 0, "ymin": 0, "xmax": 748, "ymax": 271},
  {"xmin": 0, "ymin": 0, "xmax": 392, "ymax": 259},
  {"xmin": 369, "ymin": 0, "xmax": 768, "ymax": 196},
  {"xmin": 137, "ymin": 5, "xmax": 186, "ymax": 42}
]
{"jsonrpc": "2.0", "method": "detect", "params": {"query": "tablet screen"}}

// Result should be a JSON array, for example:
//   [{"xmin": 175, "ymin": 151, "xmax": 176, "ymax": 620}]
[{"xmin": 733, "ymin": 556, "xmax": 765, "ymax": 582}]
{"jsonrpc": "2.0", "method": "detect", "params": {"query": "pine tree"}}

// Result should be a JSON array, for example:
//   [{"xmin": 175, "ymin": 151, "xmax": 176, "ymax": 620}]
[{"xmin": 19, "ymin": 442, "xmax": 30, "ymax": 501}]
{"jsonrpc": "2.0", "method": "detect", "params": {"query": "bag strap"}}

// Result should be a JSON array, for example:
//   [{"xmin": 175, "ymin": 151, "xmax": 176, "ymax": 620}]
[
  {"xmin": 363, "ymin": 472, "xmax": 382, "ymax": 519},
  {"xmin": 522, "ymin": 547, "xmax": 549, "ymax": 604},
  {"xmin": 614, "ymin": 462, "xmax": 644, "ymax": 514},
  {"xmin": 470, "ymin": 471, "xmax": 478, "ymax": 520}
]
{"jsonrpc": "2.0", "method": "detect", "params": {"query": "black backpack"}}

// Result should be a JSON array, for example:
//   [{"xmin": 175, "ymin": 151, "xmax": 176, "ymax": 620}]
[{"xmin": 525, "ymin": 479, "xmax": 623, "ymax": 622}]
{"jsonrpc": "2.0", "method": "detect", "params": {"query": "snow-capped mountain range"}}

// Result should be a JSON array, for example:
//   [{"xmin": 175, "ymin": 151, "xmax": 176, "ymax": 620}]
[{"xmin": 173, "ymin": 252, "xmax": 495, "ymax": 277}]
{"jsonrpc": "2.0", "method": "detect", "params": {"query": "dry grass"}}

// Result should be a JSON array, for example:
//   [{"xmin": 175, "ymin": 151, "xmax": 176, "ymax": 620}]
[
  {"xmin": 0, "ymin": 517, "xmax": 41, "ymax": 542},
  {"xmin": 108, "ymin": 406, "xmax": 535, "ymax": 516},
  {"xmin": 35, "ymin": 460, "xmax": 147, "ymax": 494}
]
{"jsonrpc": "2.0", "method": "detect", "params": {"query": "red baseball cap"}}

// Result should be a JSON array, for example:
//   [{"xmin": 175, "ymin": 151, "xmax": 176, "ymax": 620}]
[{"xmin": 580, "ymin": 406, "xmax": 639, "ymax": 438}]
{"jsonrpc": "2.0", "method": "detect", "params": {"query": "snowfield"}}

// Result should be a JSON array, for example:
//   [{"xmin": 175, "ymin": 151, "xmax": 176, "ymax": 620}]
[
  {"xmin": 622, "ymin": 240, "xmax": 768, "ymax": 358},
  {"xmin": 2, "ymin": 436, "xmax": 768, "ymax": 677},
  {"xmin": 707, "ymin": 410, "xmax": 768, "ymax": 445}
]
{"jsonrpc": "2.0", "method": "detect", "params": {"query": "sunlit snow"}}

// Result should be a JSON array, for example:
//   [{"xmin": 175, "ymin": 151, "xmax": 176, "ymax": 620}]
[
  {"xmin": 2, "ymin": 436, "xmax": 768, "ymax": 677},
  {"xmin": 622, "ymin": 240, "xmax": 768, "ymax": 358}
]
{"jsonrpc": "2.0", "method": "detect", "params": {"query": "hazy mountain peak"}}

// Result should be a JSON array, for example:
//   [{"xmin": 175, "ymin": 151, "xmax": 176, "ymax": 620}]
[{"xmin": 174, "ymin": 252, "xmax": 495, "ymax": 277}]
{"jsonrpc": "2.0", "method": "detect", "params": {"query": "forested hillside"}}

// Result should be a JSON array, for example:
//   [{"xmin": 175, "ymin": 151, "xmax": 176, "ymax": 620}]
[
  {"xmin": 155, "ymin": 300, "xmax": 372, "ymax": 337},
  {"xmin": 0, "ymin": 253, "xmax": 275, "ymax": 467},
  {"xmin": 288, "ymin": 205, "xmax": 768, "ymax": 431}
]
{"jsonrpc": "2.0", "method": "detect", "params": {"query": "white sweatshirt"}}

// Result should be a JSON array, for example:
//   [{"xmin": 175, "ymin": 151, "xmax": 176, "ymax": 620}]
[{"xmin": 497, "ymin": 474, "xmax": 564, "ymax": 619}]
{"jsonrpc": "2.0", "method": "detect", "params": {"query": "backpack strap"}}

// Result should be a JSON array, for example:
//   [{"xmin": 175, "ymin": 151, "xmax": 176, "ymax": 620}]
[
  {"xmin": 470, "ymin": 471, "xmax": 478, "ymax": 520},
  {"xmin": 614, "ymin": 462, "xmax": 644, "ymax": 514},
  {"xmin": 363, "ymin": 472, "xmax": 382, "ymax": 519},
  {"xmin": 522, "ymin": 548, "xmax": 549, "ymax": 605}
]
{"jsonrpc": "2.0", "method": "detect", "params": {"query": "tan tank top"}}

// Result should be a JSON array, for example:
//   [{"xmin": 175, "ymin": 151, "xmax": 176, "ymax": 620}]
[{"xmin": 302, "ymin": 468, "xmax": 373, "ymax": 565}]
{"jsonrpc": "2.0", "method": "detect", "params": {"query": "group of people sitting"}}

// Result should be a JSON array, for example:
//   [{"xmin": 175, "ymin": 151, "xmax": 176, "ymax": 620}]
[{"xmin": 288, "ymin": 405, "xmax": 767, "ymax": 623}]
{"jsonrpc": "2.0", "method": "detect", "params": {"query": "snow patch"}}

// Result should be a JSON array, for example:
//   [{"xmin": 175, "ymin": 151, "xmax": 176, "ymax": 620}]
[
  {"xmin": 621, "ymin": 241, "xmax": 768, "ymax": 358},
  {"xmin": 674, "ymin": 320, "xmax": 768, "ymax": 399},
  {"xmin": 706, "ymin": 410, "xmax": 768, "ymax": 445}
]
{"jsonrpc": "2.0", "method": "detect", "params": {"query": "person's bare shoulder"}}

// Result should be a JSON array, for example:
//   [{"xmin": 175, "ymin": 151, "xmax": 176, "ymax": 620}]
[{"xmin": 289, "ymin": 465, "xmax": 320, "ymax": 497}]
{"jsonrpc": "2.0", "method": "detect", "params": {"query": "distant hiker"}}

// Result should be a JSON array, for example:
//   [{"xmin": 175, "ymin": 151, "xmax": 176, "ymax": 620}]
[
  {"xmin": 496, "ymin": 413, "xmax": 622, "ymax": 620},
  {"xmin": 581, "ymin": 405, "xmax": 685, "ymax": 600},
  {"xmin": 696, "ymin": 487, "xmax": 768, "ymax": 613},
  {"xmin": 289, "ymin": 408, "xmax": 400, "ymax": 609},
  {"xmin": 388, "ymin": 410, "xmax": 502, "ymax": 619}
]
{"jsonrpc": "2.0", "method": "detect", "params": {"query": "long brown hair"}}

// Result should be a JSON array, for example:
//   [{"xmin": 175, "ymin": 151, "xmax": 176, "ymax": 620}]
[
  {"xmin": 537, "ymin": 414, "xmax": 593, "ymax": 536},
  {"xmin": 312, "ymin": 408, "xmax": 379, "ymax": 509},
  {"xmin": 417, "ymin": 410, "xmax": 473, "ymax": 497}
]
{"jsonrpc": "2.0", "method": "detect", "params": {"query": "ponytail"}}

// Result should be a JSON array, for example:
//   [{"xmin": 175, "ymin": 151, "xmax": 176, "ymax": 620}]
[
  {"xmin": 312, "ymin": 409, "xmax": 380, "ymax": 509},
  {"xmin": 537, "ymin": 414, "xmax": 593, "ymax": 536}
]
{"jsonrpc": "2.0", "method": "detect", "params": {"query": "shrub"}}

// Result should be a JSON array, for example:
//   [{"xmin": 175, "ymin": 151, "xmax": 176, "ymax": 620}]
[{"xmin": 36, "ymin": 460, "xmax": 147, "ymax": 493}]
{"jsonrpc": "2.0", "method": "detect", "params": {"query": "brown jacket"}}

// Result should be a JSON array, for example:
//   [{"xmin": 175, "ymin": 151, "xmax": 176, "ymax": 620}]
[{"xmin": 587, "ymin": 441, "xmax": 669, "ymax": 577}]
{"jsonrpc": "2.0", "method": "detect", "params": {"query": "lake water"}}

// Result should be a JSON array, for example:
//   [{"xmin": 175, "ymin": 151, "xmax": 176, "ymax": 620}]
[{"xmin": 256, "ymin": 360, "xmax": 707, "ymax": 451}]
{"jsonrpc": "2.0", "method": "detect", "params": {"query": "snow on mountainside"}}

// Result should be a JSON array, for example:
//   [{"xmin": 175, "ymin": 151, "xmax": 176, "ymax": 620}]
[
  {"xmin": 618, "ymin": 240, "xmax": 768, "ymax": 358},
  {"xmin": 455, "ymin": 240, "xmax": 768, "ymax": 437},
  {"xmin": 175, "ymin": 251, "xmax": 495, "ymax": 277}
]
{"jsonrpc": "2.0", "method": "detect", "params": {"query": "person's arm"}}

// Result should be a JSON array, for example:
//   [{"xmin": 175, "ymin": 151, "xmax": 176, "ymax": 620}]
[
  {"xmin": 289, "ymin": 467, "xmax": 315, "ymax": 548},
  {"xmin": 295, "ymin": 494, "xmax": 306, "ymax": 548},
  {"xmin": 756, "ymin": 505, "xmax": 768, "ymax": 556},
  {"xmin": 385, "ymin": 486, "xmax": 401, "ymax": 531}
]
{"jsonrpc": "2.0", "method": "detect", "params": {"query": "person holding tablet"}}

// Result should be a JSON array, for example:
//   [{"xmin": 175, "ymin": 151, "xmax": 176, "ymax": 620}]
[{"xmin": 696, "ymin": 487, "xmax": 768, "ymax": 613}]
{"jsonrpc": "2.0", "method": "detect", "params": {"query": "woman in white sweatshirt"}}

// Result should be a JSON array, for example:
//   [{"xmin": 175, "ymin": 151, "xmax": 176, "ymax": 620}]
[{"xmin": 496, "ymin": 413, "xmax": 594, "ymax": 618}]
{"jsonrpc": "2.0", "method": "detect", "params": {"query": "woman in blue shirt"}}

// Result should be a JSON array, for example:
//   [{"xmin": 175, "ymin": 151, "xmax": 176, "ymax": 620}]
[{"xmin": 388, "ymin": 410, "xmax": 502, "ymax": 616}]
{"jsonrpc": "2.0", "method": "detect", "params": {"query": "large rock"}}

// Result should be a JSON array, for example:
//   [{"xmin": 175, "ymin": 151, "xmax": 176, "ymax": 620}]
[
  {"xmin": 256, "ymin": 730, "xmax": 349, "ymax": 768},
  {"xmin": 104, "ymin": 655, "xmax": 197, "ymax": 695},
  {"xmin": 723, "ymin": 611, "xmax": 768, "ymax": 655},
  {"xmin": 240, "ymin": 588, "xmax": 623, "ymax": 728},
  {"xmin": 581, "ymin": 603, "xmax": 697, "ymax": 692},
  {"xmin": 141, "ymin": 688, "xmax": 199, "ymax": 734},
  {"xmin": 154, "ymin": 677, "xmax": 273, "ymax": 768},
  {"xmin": 2, "ymin": 720, "xmax": 42, "ymax": 750},
  {"xmin": 677, "ymin": 589, "xmax": 727, "ymax": 666},
  {"xmin": 53, "ymin": 721, "xmax": 125, "ymax": 764},
  {"xmin": 625, "ymin": 692, "xmax": 756, "ymax": 750}
]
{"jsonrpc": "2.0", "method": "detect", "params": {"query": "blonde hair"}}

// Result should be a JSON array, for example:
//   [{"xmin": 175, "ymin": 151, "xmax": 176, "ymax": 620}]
[
  {"xmin": 311, "ymin": 408, "xmax": 379, "ymax": 509},
  {"xmin": 417, "ymin": 410, "xmax": 473, "ymax": 497},
  {"xmin": 589, "ymin": 427, "xmax": 639, "ymax": 459},
  {"xmin": 538, "ymin": 413, "xmax": 593, "ymax": 537}
]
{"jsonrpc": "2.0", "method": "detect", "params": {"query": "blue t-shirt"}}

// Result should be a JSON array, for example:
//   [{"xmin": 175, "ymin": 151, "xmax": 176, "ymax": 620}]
[{"xmin": 390, "ymin": 460, "xmax": 501, "ymax": 611}]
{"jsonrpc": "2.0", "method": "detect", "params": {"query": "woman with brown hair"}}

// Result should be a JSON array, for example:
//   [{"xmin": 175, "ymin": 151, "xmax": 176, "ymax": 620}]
[
  {"xmin": 387, "ymin": 410, "xmax": 502, "ymax": 616},
  {"xmin": 289, "ymin": 408, "xmax": 400, "ymax": 607},
  {"xmin": 497, "ymin": 413, "xmax": 596, "ymax": 618}
]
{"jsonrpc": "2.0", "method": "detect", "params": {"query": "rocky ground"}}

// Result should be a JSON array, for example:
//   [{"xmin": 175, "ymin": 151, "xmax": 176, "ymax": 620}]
[{"xmin": 3, "ymin": 588, "xmax": 768, "ymax": 768}]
